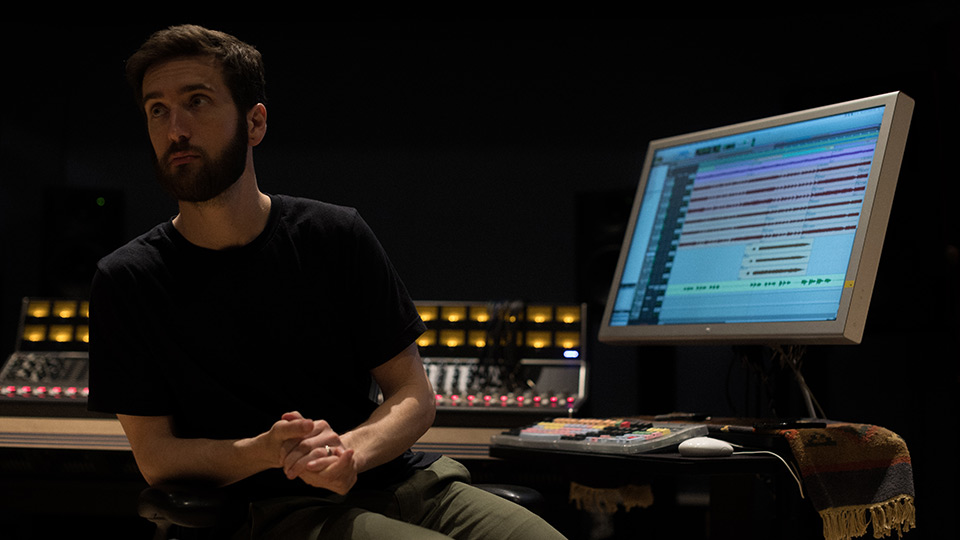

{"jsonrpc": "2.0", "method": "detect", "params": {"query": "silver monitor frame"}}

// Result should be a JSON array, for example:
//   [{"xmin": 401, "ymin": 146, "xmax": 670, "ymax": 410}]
[{"xmin": 598, "ymin": 92, "xmax": 914, "ymax": 346}]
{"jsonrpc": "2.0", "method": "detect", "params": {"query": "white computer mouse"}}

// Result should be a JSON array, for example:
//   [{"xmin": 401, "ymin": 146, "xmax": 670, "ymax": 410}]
[{"xmin": 678, "ymin": 436, "xmax": 734, "ymax": 457}]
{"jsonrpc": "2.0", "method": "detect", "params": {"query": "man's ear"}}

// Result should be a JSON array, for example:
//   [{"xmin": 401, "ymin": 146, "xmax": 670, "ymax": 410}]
[{"xmin": 247, "ymin": 103, "xmax": 267, "ymax": 146}]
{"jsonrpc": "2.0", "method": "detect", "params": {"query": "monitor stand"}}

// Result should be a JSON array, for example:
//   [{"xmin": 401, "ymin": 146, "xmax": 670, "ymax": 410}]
[
  {"xmin": 774, "ymin": 345, "xmax": 824, "ymax": 420},
  {"xmin": 734, "ymin": 345, "xmax": 825, "ymax": 420}
]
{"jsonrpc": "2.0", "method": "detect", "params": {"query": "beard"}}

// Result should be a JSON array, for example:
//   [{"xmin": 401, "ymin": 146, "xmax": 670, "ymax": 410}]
[{"xmin": 153, "ymin": 117, "xmax": 249, "ymax": 203}]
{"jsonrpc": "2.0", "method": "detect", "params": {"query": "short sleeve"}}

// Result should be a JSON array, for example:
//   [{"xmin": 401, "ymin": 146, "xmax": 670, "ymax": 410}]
[
  {"xmin": 343, "ymin": 210, "xmax": 426, "ymax": 369},
  {"xmin": 86, "ymin": 260, "xmax": 175, "ymax": 416}
]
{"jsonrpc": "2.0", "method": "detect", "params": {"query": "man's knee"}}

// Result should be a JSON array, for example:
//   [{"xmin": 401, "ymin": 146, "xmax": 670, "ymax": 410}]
[
  {"xmin": 329, "ymin": 508, "xmax": 453, "ymax": 540},
  {"xmin": 436, "ymin": 482, "xmax": 566, "ymax": 540}
]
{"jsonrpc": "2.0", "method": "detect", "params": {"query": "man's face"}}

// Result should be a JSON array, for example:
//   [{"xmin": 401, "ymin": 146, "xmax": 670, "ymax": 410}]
[{"xmin": 141, "ymin": 57, "xmax": 250, "ymax": 202}]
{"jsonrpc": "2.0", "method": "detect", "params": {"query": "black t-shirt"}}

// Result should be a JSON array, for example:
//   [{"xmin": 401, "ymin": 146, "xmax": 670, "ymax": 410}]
[{"xmin": 87, "ymin": 194, "xmax": 432, "ymax": 498}]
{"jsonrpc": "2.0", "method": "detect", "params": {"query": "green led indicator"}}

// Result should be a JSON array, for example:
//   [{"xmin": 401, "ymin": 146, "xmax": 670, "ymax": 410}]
[{"xmin": 96, "ymin": 196, "xmax": 106, "ymax": 207}]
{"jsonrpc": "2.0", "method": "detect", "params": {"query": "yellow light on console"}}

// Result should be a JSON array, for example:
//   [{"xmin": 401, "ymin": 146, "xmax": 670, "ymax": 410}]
[
  {"xmin": 441, "ymin": 306, "xmax": 467, "ymax": 323},
  {"xmin": 49, "ymin": 325, "xmax": 74, "ymax": 342},
  {"xmin": 79, "ymin": 301, "xmax": 90, "ymax": 318},
  {"xmin": 527, "ymin": 305, "xmax": 552, "ymax": 324},
  {"xmin": 555, "ymin": 331, "xmax": 580, "ymax": 349},
  {"xmin": 53, "ymin": 301, "xmax": 78, "ymax": 319},
  {"xmin": 469, "ymin": 306, "xmax": 490, "ymax": 323},
  {"xmin": 526, "ymin": 331, "xmax": 552, "ymax": 349},
  {"xmin": 417, "ymin": 330, "xmax": 437, "ymax": 347},
  {"xmin": 439, "ymin": 329, "xmax": 465, "ymax": 347},
  {"xmin": 23, "ymin": 325, "xmax": 47, "ymax": 342},
  {"xmin": 556, "ymin": 306, "xmax": 580, "ymax": 324},
  {"xmin": 468, "ymin": 330, "xmax": 487, "ymax": 348},
  {"xmin": 417, "ymin": 306, "xmax": 438, "ymax": 322},
  {"xmin": 76, "ymin": 325, "xmax": 90, "ymax": 343},
  {"xmin": 28, "ymin": 301, "xmax": 51, "ymax": 318}
]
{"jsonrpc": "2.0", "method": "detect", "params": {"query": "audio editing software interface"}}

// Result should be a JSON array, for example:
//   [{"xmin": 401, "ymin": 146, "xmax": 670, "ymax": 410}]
[{"xmin": 609, "ymin": 106, "xmax": 886, "ymax": 327}]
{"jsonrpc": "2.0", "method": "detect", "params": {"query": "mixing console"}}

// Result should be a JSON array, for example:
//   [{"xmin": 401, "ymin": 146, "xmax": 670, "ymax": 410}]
[
  {"xmin": 1, "ymin": 298, "xmax": 588, "ymax": 423},
  {"xmin": 418, "ymin": 301, "xmax": 588, "ymax": 417},
  {"xmin": 1, "ymin": 298, "xmax": 91, "ymax": 414},
  {"xmin": 0, "ymin": 351, "xmax": 90, "ymax": 400},
  {"xmin": 425, "ymin": 356, "xmax": 586, "ymax": 412}
]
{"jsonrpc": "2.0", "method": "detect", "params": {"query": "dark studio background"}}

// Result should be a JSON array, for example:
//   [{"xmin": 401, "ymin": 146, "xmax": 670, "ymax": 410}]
[{"xmin": 1, "ymin": 17, "xmax": 957, "ymax": 538}]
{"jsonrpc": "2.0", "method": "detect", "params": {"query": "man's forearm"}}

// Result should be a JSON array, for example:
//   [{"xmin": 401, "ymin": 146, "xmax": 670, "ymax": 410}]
[
  {"xmin": 339, "ymin": 381, "xmax": 436, "ymax": 473},
  {"xmin": 336, "ymin": 342, "xmax": 436, "ymax": 473},
  {"xmin": 118, "ymin": 413, "xmax": 313, "ymax": 487},
  {"xmin": 141, "ymin": 434, "xmax": 271, "ymax": 486}
]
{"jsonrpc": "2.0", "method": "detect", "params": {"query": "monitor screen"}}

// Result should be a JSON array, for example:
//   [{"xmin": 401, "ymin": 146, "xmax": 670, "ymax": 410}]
[{"xmin": 599, "ymin": 92, "xmax": 914, "ymax": 345}]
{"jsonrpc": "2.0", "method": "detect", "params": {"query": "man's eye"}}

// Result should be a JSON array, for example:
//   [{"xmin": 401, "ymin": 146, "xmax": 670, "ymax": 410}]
[
  {"xmin": 147, "ymin": 104, "xmax": 167, "ymax": 118},
  {"xmin": 189, "ymin": 95, "xmax": 211, "ymax": 108}
]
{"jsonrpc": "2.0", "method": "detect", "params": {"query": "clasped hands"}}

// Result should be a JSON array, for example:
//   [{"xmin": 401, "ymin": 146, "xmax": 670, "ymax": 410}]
[{"xmin": 269, "ymin": 411, "xmax": 359, "ymax": 495}]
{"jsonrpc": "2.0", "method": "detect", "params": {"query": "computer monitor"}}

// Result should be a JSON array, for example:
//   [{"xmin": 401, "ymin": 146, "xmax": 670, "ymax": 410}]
[{"xmin": 599, "ymin": 92, "xmax": 914, "ymax": 346}]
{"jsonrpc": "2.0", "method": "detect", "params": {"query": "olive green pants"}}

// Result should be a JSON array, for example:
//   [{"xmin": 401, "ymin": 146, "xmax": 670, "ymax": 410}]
[{"xmin": 234, "ymin": 457, "xmax": 566, "ymax": 539}]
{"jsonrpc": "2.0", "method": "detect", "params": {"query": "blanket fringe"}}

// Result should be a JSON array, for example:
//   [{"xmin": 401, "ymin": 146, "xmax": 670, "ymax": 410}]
[
  {"xmin": 820, "ymin": 495, "xmax": 916, "ymax": 540},
  {"xmin": 568, "ymin": 482, "xmax": 653, "ymax": 514}
]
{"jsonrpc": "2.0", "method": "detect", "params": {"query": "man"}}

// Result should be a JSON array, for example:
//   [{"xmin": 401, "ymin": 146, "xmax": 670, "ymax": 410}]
[{"xmin": 88, "ymin": 24, "xmax": 565, "ymax": 539}]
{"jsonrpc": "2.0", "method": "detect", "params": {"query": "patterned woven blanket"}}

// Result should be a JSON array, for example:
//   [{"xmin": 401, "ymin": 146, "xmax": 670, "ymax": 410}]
[{"xmin": 781, "ymin": 423, "xmax": 916, "ymax": 540}]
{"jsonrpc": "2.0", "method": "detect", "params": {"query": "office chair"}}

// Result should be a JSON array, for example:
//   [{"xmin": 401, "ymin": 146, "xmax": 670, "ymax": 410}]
[{"xmin": 139, "ymin": 481, "xmax": 546, "ymax": 539}]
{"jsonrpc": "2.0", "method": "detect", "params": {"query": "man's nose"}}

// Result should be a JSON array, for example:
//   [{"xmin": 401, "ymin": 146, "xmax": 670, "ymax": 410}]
[{"xmin": 166, "ymin": 108, "xmax": 192, "ymax": 142}]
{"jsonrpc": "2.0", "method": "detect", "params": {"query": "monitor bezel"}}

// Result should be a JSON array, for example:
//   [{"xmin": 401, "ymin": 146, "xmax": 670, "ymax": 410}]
[{"xmin": 598, "ymin": 91, "xmax": 915, "ymax": 346}]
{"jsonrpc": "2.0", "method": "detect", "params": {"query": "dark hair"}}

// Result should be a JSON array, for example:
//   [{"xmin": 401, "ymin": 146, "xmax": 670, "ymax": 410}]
[{"xmin": 125, "ymin": 24, "xmax": 267, "ymax": 113}]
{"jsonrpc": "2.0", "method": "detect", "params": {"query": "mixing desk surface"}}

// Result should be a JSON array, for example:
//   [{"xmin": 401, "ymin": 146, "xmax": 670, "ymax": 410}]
[
  {"xmin": 417, "ymin": 301, "xmax": 589, "ymax": 420},
  {"xmin": 426, "ymin": 356, "xmax": 585, "ymax": 413},
  {"xmin": 0, "ymin": 351, "xmax": 89, "ymax": 401},
  {"xmin": 0, "ymin": 298, "xmax": 94, "ymax": 417},
  {"xmin": 491, "ymin": 418, "xmax": 709, "ymax": 455}
]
